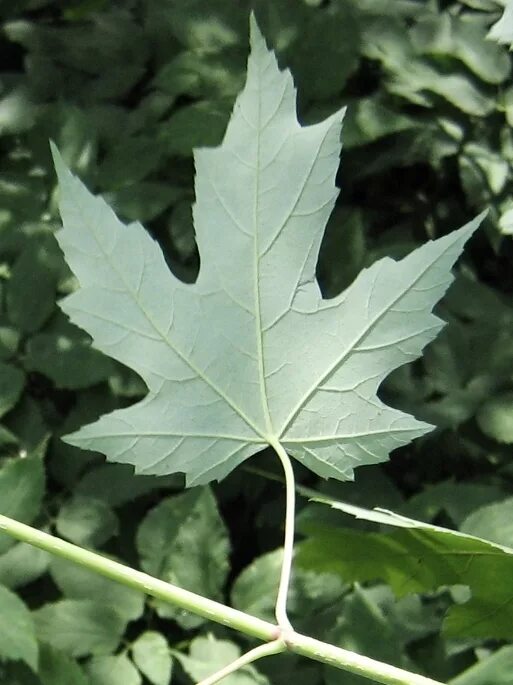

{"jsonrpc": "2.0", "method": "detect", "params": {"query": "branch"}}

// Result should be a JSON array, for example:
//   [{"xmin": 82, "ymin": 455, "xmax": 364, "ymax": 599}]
[
  {"xmin": 0, "ymin": 513, "xmax": 444, "ymax": 685},
  {"xmin": 0, "ymin": 513, "xmax": 276, "ymax": 642},
  {"xmin": 195, "ymin": 640, "xmax": 285, "ymax": 685}
]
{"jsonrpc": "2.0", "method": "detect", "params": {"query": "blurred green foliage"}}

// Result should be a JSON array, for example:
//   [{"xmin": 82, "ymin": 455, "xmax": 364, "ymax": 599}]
[{"xmin": 2, "ymin": 0, "xmax": 513, "ymax": 683}]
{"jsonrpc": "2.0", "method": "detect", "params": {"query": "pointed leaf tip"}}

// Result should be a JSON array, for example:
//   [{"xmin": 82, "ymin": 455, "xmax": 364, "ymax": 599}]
[
  {"xmin": 249, "ymin": 12, "xmax": 265, "ymax": 49},
  {"xmin": 50, "ymin": 141, "xmax": 71, "ymax": 185}
]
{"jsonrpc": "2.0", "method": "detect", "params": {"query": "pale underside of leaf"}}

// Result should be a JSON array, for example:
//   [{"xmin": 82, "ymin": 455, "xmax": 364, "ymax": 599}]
[{"xmin": 52, "ymin": 18, "xmax": 483, "ymax": 485}]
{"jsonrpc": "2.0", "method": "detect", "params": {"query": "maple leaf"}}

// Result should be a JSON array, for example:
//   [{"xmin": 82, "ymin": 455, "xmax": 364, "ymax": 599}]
[{"xmin": 52, "ymin": 18, "xmax": 482, "ymax": 486}]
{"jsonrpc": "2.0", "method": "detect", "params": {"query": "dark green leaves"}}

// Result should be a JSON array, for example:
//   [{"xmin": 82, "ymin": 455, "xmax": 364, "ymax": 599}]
[
  {"xmin": 0, "ymin": 363, "xmax": 24, "ymax": 418},
  {"xmin": 38, "ymin": 646, "xmax": 89, "ymax": 685},
  {"xmin": 0, "ymin": 457, "xmax": 44, "ymax": 554},
  {"xmin": 476, "ymin": 392, "xmax": 513, "ymax": 443},
  {"xmin": 0, "ymin": 585, "xmax": 38, "ymax": 671},
  {"xmin": 34, "ymin": 599, "xmax": 127, "ymax": 657},
  {"xmin": 232, "ymin": 548, "xmax": 345, "ymax": 625},
  {"xmin": 324, "ymin": 586, "xmax": 416, "ymax": 685},
  {"xmin": 488, "ymin": 4, "xmax": 513, "ymax": 49},
  {"xmin": 136, "ymin": 487, "xmax": 229, "ymax": 628},
  {"xmin": 24, "ymin": 313, "xmax": 115, "ymax": 390},
  {"xmin": 6, "ymin": 242, "xmax": 57, "ymax": 334},
  {"xmin": 175, "ymin": 635, "xmax": 267, "ymax": 685},
  {"xmin": 298, "ymin": 501, "xmax": 513, "ymax": 639},
  {"xmin": 87, "ymin": 654, "xmax": 141, "ymax": 685},
  {"xmin": 450, "ymin": 645, "xmax": 513, "ymax": 685},
  {"xmin": 132, "ymin": 632, "xmax": 172, "ymax": 685},
  {"xmin": 49, "ymin": 557, "xmax": 144, "ymax": 623},
  {"xmin": 461, "ymin": 497, "xmax": 513, "ymax": 547},
  {"xmin": 55, "ymin": 495, "xmax": 118, "ymax": 547}
]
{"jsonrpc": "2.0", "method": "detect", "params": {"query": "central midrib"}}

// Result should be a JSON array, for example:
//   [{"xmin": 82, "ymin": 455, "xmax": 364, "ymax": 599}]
[{"xmin": 253, "ymin": 57, "xmax": 275, "ymax": 441}]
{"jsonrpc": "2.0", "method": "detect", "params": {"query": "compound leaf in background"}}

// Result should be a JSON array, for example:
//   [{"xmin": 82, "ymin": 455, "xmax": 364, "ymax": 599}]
[
  {"xmin": 450, "ymin": 645, "xmax": 513, "ymax": 685},
  {"xmin": 412, "ymin": 13, "xmax": 511, "ymax": 84},
  {"xmin": 33, "ymin": 599, "xmax": 127, "ymax": 657},
  {"xmin": 49, "ymin": 556, "xmax": 144, "ymax": 623},
  {"xmin": 24, "ymin": 312, "xmax": 115, "ymax": 390},
  {"xmin": 298, "ymin": 499, "xmax": 513, "ymax": 639},
  {"xmin": 324, "ymin": 585, "xmax": 414, "ymax": 685},
  {"xmin": 87, "ymin": 654, "xmax": 141, "ymax": 685},
  {"xmin": 254, "ymin": 0, "xmax": 361, "ymax": 101},
  {"xmin": 488, "ymin": 3, "xmax": 513, "ymax": 49},
  {"xmin": 136, "ymin": 487, "xmax": 229, "ymax": 628},
  {"xmin": 132, "ymin": 631, "xmax": 172, "ymax": 685},
  {"xmin": 461, "ymin": 497, "xmax": 513, "ymax": 548},
  {"xmin": 55, "ymin": 495, "xmax": 118, "ymax": 548},
  {"xmin": 158, "ymin": 101, "xmax": 233, "ymax": 156},
  {"xmin": 0, "ymin": 362, "xmax": 24, "ymax": 418},
  {"xmin": 6, "ymin": 242, "xmax": 56, "ymax": 334},
  {"xmin": 0, "ymin": 585, "xmax": 38, "ymax": 671},
  {"xmin": 231, "ymin": 547, "xmax": 345, "ymax": 624},
  {"xmin": 476, "ymin": 391, "xmax": 513, "ymax": 443},
  {"xmin": 0, "ymin": 325, "xmax": 20, "ymax": 361},
  {"xmin": 75, "ymin": 462, "xmax": 180, "ymax": 507},
  {"xmin": 174, "ymin": 634, "xmax": 268, "ymax": 685},
  {"xmin": 53, "ymin": 17, "xmax": 481, "ymax": 486},
  {"xmin": 38, "ymin": 645, "xmax": 89, "ymax": 685},
  {"xmin": 0, "ymin": 542, "xmax": 50, "ymax": 590},
  {"xmin": 0, "ymin": 457, "xmax": 45, "ymax": 555}
]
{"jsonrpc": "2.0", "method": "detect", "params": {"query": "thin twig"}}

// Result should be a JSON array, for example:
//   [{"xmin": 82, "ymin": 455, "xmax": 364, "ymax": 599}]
[{"xmin": 195, "ymin": 639, "xmax": 285, "ymax": 685}]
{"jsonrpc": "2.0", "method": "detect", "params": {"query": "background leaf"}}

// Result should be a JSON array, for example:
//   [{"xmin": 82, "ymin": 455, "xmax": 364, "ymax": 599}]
[
  {"xmin": 55, "ymin": 495, "xmax": 118, "ymax": 548},
  {"xmin": 0, "ymin": 362, "xmax": 24, "ymax": 418},
  {"xmin": 136, "ymin": 487, "xmax": 229, "ymax": 628},
  {"xmin": 488, "ymin": 4, "xmax": 513, "ymax": 48},
  {"xmin": 298, "ymin": 500, "xmax": 513, "ymax": 639},
  {"xmin": 0, "ymin": 542, "xmax": 50, "ymax": 590},
  {"xmin": 24, "ymin": 313, "xmax": 115, "ymax": 390},
  {"xmin": 0, "ymin": 457, "xmax": 45, "ymax": 554},
  {"xmin": 38, "ymin": 645, "xmax": 89, "ymax": 685},
  {"xmin": 0, "ymin": 584, "xmax": 38, "ymax": 671},
  {"xmin": 461, "ymin": 497, "xmax": 513, "ymax": 547},
  {"xmin": 49, "ymin": 557, "xmax": 144, "ymax": 623},
  {"xmin": 132, "ymin": 631, "xmax": 172, "ymax": 685},
  {"xmin": 87, "ymin": 654, "xmax": 141, "ymax": 685},
  {"xmin": 174, "ymin": 635, "xmax": 268, "ymax": 685},
  {"xmin": 450, "ymin": 645, "xmax": 513, "ymax": 684},
  {"xmin": 6, "ymin": 242, "xmax": 57, "ymax": 334},
  {"xmin": 231, "ymin": 547, "xmax": 345, "ymax": 626},
  {"xmin": 33, "ymin": 599, "xmax": 127, "ymax": 657}
]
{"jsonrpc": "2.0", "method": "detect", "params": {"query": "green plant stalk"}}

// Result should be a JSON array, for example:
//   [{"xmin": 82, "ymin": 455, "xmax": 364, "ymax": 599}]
[
  {"xmin": 271, "ymin": 440, "xmax": 295, "ymax": 631},
  {"xmin": 0, "ymin": 513, "xmax": 276, "ymax": 642},
  {"xmin": 0, "ymin": 513, "xmax": 444, "ymax": 685},
  {"xmin": 196, "ymin": 640, "xmax": 286, "ymax": 685}
]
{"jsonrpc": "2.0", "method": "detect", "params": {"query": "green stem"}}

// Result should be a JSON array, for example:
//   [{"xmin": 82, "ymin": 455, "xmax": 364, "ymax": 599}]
[
  {"xmin": 271, "ymin": 441, "xmax": 295, "ymax": 631},
  {"xmin": 196, "ymin": 640, "xmax": 285, "ymax": 685},
  {"xmin": 0, "ymin": 513, "xmax": 444, "ymax": 685},
  {"xmin": 0, "ymin": 513, "xmax": 276, "ymax": 642},
  {"xmin": 287, "ymin": 632, "xmax": 443, "ymax": 685}
]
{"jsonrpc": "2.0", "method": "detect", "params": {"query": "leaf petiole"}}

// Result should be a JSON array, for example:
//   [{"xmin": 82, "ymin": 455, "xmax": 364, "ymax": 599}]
[
  {"xmin": 195, "ymin": 639, "xmax": 285, "ymax": 685},
  {"xmin": 271, "ymin": 440, "xmax": 296, "ymax": 631}
]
